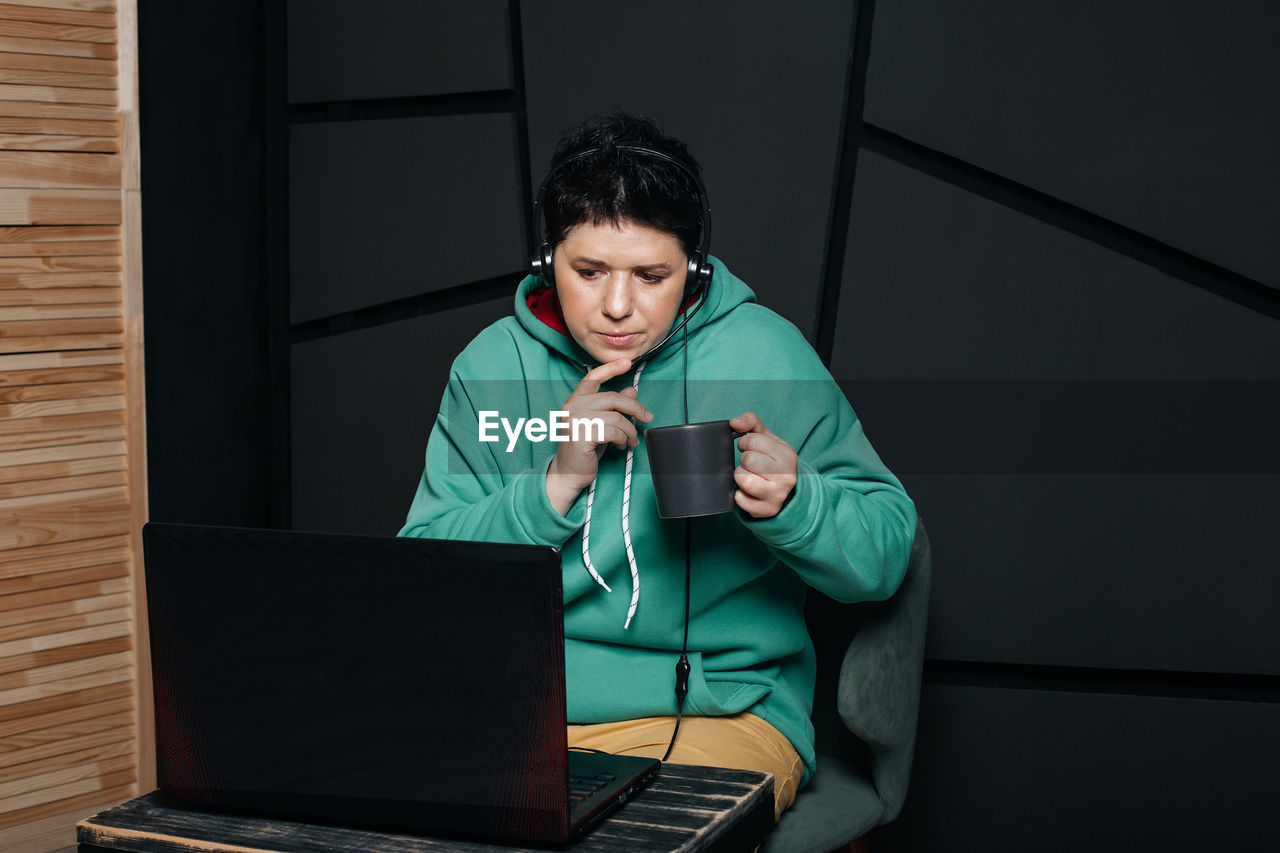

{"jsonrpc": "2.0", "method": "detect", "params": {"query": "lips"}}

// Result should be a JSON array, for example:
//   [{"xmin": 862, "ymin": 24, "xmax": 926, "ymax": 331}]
[{"xmin": 598, "ymin": 332, "xmax": 638, "ymax": 346}]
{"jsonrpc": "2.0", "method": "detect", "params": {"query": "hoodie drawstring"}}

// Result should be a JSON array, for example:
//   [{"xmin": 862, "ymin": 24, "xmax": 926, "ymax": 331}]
[{"xmin": 581, "ymin": 361, "xmax": 646, "ymax": 628}]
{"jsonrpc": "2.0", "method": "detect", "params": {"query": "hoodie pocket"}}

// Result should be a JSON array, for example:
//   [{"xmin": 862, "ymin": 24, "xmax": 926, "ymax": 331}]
[{"xmin": 683, "ymin": 652, "xmax": 771, "ymax": 716}]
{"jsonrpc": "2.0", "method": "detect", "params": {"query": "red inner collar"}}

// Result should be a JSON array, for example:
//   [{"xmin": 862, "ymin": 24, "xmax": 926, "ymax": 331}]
[{"xmin": 526, "ymin": 286, "xmax": 569, "ymax": 336}]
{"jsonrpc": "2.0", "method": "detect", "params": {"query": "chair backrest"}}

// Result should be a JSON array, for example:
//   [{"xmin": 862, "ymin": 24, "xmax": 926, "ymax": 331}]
[{"xmin": 803, "ymin": 516, "xmax": 932, "ymax": 821}]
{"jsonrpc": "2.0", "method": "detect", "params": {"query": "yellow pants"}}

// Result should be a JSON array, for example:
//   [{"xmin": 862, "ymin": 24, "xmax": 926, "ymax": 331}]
[{"xmin": 567, "ymin": 713, "xmax": 803, "ymax": 820}]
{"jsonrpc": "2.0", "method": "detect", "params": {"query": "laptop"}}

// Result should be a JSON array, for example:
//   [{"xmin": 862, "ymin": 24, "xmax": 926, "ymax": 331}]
[{"xmin": 142, "ymin": 522, "xmax": 661, "ymax": 845}]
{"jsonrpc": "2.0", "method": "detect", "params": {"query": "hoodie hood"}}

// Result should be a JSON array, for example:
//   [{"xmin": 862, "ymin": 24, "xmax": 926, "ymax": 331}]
[{"xmin": 513, "ymin": 255, "xmax": 757, "ymax": 371}]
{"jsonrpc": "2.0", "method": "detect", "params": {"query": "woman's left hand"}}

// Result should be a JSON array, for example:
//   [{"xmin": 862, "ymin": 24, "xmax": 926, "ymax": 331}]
[{"xmin": 730, "ymin": 412, "xmax": 798, "ymax": 519}]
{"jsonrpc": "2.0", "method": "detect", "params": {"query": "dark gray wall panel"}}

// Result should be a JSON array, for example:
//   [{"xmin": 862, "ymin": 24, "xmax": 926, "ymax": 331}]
[
  {"xmin": 880, "ymin": 684, "xmax": 1279, "ymax": 851},
  {"xmin": 865, "ymin": 0, "xmax": 1280, "ymax": 288},
  {"xmin": 906, "ymin": 473, "xmax": 1280, "ymax": 675},
  {"xmin": 832, "ymin": 153, "xmax": 1280, "ymax": 674},
  {"xmin": 833, "ymin": 153, "xmax": 1280, "ymax": 381},
  {"xmin": 291, "ymin": 296, "xmax": 514, "ymax": 535},
  {"xmin": 522, "ymin": 0, "xmax": 856, "ymax": 339},
  {"xmin": 290, "ymin": 114, "xmax": 524, "ymax": 323},
  {"xmin": 287, "ymin": 0, "xmax": 510, "ymax": 103}
]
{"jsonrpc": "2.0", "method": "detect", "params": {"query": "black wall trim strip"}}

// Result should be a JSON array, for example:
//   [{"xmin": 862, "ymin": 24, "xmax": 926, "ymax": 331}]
[
  {"xmin": 814, "ymin": 0, "xmax": 878, "ymax": 365},
  {"xmin": 288, "ymin": 89, "xmax": 515, "ymax": 124},
  {"xmin": 289, "ymin": 273, "xmax": 519, "ymax": 344},
  {"xmin": 508, "ymin": 0, "xmax": 535, "ymax": 257},
  {"xmin": 925, "ymin": 659, "xmax": 1280, "ymax": 704},
  {"xmin": 863, "ymin": 123, "xmax": 1280, "ymax": 322},
  {"xmin": 263, "ymin": 0, "xmax": 291, "ymax": 528}
]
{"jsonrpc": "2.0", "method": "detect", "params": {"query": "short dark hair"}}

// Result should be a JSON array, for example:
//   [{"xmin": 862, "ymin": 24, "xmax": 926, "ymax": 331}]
[{"xmin": 542, "ymin": 112, "xmax": 704, "ymax": 258}]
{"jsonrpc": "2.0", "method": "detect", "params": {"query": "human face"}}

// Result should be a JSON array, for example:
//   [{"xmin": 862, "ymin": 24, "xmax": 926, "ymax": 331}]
[{"xmin": 552, "ymin": 220, "xmax": 689, "ymax": 365}]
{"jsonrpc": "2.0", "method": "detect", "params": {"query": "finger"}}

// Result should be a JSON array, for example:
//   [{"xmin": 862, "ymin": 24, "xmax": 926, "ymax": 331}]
[
  {"xmin": 734, "ymin": 489, "xmax": 775, "ymax": 519},
  {"xmin": 580, "ymin": 391, "xmax": 652, "ymax": 424},
  {"xmin": 589, "ymin": 412, "xmax": 638, "ymax": 449},
  {"xmin": 737, "ymin": 432, "xmax": 783, "ymax": 462},
  {"xmin": 610, "ymin": 415, "xmax": 640, "ymax": 449},
  {"xmin": 735, "ymin": 464, "xmax": 794, "ymax": 506},
  {"xmin": 731, "ymin": 411, "xmax": 781, "ymax": 441},
  {"xmin": 729, "ymin": 411, "xmax": 763, "ymax": 434},
  {"xmin": 607, "ymin": 425, "xmax": 634, "ymax": 450},
  {"xmin": 739, "ymin": 449, "xmax": 786, "ymax": 477},
  {"xmin": 576, "ymin": 358, "xmax": 632, "ymax": 395},
  {"xmin": 733, "ymin": 465, "xmax": 773, "ymax": 499},
  {"xmin": 739, "ymin": 434, "xmax": 797, "ymax": 473}
]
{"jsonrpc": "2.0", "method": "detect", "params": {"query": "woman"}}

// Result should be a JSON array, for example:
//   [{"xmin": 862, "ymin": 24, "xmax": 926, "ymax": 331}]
[{"xmin": 400, "ymin": 112, "xmax": 916, "ymax": 818}]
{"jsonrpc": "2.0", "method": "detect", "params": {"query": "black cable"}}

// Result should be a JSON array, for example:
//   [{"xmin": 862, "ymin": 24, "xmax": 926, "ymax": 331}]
[
  {"xmin": 663, "ymin": 516, "xmax": 692, "ymax": 762},
  {"xmin": 682, "ymin": 309, "xmax": 689, "ymax": 423},
  {"xmin": 634, "ymin": 281, "xmax": 707, "ymax": 368},
  {"xmin": 681, "ymin": 521, "xmax": 691, "ymax": 658},
  {"xmin": 663, "ymin": 320, "xmax": 694, "ymax": 763}
]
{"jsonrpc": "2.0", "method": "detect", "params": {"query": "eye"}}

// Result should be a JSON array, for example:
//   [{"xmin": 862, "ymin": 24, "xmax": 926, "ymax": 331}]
[
  {"xmin": 575, "ymin": 268, "xmax": 603, "ymax": 281},
  {"xmin": 637, "ymin": 271, "xmax": 666, "ymax": 285}
]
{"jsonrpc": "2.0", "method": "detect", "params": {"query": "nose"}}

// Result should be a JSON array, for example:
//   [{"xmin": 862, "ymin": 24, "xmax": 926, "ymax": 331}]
[{"xmin": 600, "ymin": 272, "xmax": 633, "ymax": 320}]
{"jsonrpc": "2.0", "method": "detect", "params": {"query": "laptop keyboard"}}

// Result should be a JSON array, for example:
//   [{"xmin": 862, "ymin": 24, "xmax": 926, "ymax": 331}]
[{"xmin": 568, "ymin": 772, "xmax": 617, "ymax": 806}]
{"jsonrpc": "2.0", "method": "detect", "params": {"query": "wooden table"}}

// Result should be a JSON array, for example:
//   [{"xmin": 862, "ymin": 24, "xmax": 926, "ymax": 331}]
[{"xmin": 76, "ymin": 764, "xmax": 774, "ymax": 853}]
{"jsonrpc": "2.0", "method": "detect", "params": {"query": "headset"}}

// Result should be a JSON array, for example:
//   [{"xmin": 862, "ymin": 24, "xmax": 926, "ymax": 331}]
[{"xmin": 529, "ymin": 144, "xmax": 714, "ymax": 303}]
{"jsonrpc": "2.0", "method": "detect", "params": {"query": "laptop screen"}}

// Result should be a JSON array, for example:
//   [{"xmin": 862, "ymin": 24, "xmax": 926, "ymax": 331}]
[{"xmin": 144, "ymin": 523, "xmax": 571, "ymax": 840}]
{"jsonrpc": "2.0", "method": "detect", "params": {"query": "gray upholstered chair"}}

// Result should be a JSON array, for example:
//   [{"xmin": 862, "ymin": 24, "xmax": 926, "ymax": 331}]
[{"xmin": 763, "ymin": 517, "xmax": 931, "ymax": 852}]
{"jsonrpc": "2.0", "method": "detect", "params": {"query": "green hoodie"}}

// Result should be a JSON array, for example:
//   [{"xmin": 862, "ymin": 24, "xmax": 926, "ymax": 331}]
[{"xmin": 399, "ymin": 258, "xmax": 916, "ymax": 784}]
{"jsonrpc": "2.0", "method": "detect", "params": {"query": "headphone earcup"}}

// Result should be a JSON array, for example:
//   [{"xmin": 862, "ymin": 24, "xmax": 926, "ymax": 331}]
[
  {"xmin": 683, "ymin": 259, "xmax": 713, "ymax": 303},
  {"xmin": 531, "ymin": 242, "xmax": 556, "ymax": 287},
  {"xmin": 690, "ymin": 259, "xmax": 713, "ymax": 292}
]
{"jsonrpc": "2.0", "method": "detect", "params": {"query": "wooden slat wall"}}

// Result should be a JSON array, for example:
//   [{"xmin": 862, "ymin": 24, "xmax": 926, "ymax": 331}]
[{"xmin": 0, "ymin": 1, "xmax": 145, "ymax": 851}]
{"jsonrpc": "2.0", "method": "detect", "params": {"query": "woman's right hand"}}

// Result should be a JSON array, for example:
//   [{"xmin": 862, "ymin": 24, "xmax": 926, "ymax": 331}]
[{"xmin": 545, "ymin": 357, "xmax": 653, "ymax": 515}]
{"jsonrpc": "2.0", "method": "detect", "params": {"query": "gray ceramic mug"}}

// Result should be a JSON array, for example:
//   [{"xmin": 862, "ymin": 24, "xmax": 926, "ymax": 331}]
[{"xmin": 644, "ymin": 420, "xmax": 744, "ymax": 518}]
